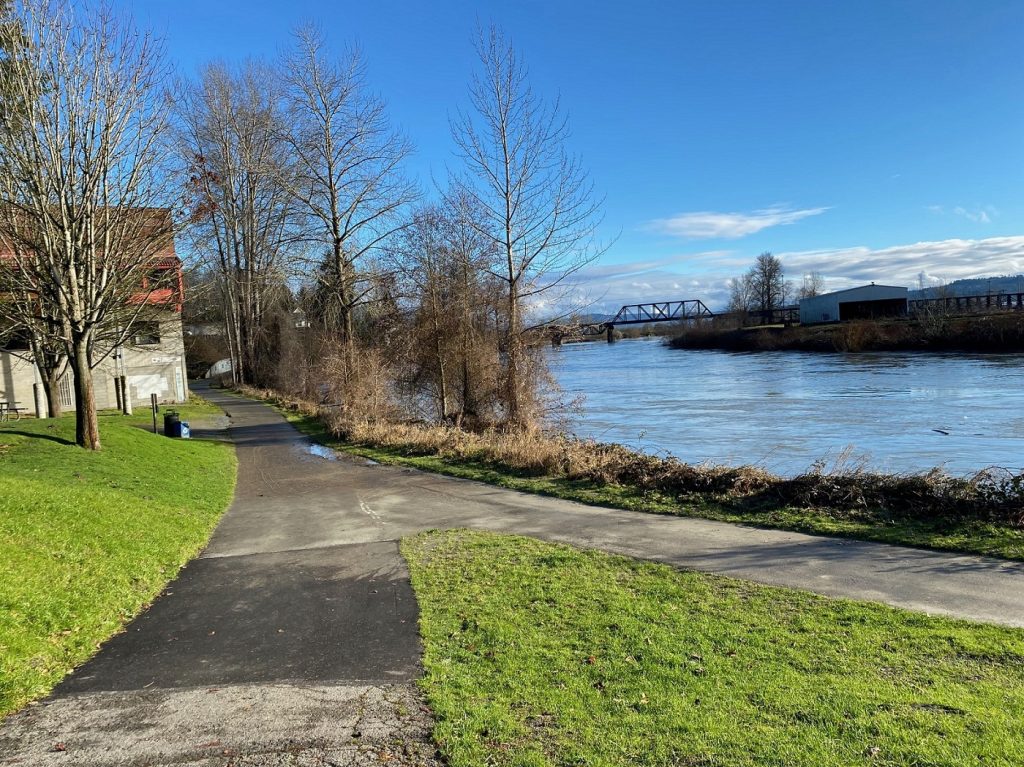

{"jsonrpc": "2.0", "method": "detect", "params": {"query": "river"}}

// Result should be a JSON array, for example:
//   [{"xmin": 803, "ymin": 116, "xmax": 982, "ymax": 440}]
[{"xmin": 547, "ymin": 337, "xmax": 1024, "ymax": 477}]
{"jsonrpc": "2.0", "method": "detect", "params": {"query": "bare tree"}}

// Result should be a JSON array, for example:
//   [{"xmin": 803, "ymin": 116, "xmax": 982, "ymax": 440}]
[
  {"xmin": 391, "ymin": 197, "xmax": 501, "ymax": 425},
  {"xmin": 727, "ymin": 273, "xmax": 755, "ymax": 313},
  {"xmin": 797, "ymin": 271, "xmax": 825, "ymax": 299},
  {"xmin": 0, "ymin": 0, "xmax": 174, "ymax": 449},
  {"xmin": 279, "ymin": 26, "xmax": 416, "ymax": 371},
  {"xmin": 448, "ymin": 26, "xmax": 602, "ymax": 426},
  {"xmin": 0, "ymin": 269, "xmax": 67, "ymax": 416},
  {"xmin": 176, "ymin": 61, "xmax": 299, "ymax": 386},
  {"xmin": 748, "ymin": 251, "xmax": 786, "ymax": 314}
]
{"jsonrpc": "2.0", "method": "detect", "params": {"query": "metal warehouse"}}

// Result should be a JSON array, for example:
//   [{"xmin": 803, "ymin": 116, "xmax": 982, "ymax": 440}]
[{"xmin": 798, "ymin": 283, "xmax": 908, "ymax": 325}]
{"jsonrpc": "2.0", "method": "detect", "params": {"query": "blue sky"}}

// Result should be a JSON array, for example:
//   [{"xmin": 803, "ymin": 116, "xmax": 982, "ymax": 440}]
[{"xmin": 124, "ymin": 0, "xmax": 1024, "ymax": 309}]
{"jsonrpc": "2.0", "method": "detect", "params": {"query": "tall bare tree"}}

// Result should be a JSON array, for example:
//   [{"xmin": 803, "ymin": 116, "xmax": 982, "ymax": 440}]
[
  {"xmin": 279, "ymin": 26, "xmax": 416, "ymax": 370},
  {"xmin": 448, "ymin": 26, "xmax": 602, "ymax": 426},
  {"xmin": 176, "ymin": 61, "xmax": 299, "ymax": 386},
  {"xmin": 748, "ymin": 251, "xmax": 786, "ymax": 313},
  {"xmin": 0, "ymin": 0, "xmax": 174, "ymax": 449}
]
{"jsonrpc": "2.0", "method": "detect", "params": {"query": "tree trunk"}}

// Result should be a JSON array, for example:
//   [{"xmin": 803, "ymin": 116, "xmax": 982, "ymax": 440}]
[
  {"xmin": 44, "ymin": 370, "xmax": 63, "ymax": 419},
  {"xmin": 331, "ymin": 240, "xmax": 356, "ymax": 378},
  {"xmin": 459, "ymin": 260, "xmax": 476, "ymax": 421},
  {"xmin": 505, "ymin": 281, "xmax": 522, "ymax": 426},
  {"xmin": 341, "ymin": 278, "xmax": 356, "ymax": 377},
  {"xmin": 71, "ymin": 336, "xmax": 100, "ymax": 450},
  {"xmin": 430, "ymin": 288, "xmax": 448, "ymax": 421}
]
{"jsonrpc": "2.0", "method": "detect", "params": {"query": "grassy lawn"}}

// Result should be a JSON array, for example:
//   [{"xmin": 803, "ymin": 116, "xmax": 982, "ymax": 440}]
[
  {"xmin": 0, "ymin": 398, "xmax": 236, "ymax": 717},
  {"xmin": 278, "ymin": 408, "xmax": 1024, "ymax": 561},
  {"xmin": 403, "ymin": 529, "xmax": 1024, "ymax": 767}
]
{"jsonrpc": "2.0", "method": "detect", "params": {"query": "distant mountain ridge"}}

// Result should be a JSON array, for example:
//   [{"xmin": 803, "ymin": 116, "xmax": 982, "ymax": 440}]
[{"xmin": 909, "ymin": 274, "xmax": 1024, "ymax": 299}]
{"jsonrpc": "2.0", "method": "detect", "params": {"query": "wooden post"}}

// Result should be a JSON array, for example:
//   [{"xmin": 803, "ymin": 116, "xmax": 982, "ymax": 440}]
[{"xmin": 150, "ymin": 393, "xmax": 158, "ymax": 433}]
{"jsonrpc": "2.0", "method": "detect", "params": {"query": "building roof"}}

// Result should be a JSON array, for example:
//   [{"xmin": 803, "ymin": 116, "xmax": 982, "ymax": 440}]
[
  {"xmin": 0, "ymin": 208, "xmax": 183, "ymax": 312},
  {"xmin": 804, "ymin": 283, "xmax": 908, "ymax": 301},
  {"xmin": 0, "ymin": 207, "xmax": 177, "ymax": 261}
]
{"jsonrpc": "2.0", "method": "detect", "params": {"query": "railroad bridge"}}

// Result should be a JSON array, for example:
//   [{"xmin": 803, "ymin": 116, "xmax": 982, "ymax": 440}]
[{"xmin": 548, "ymin": 299, "xmax": 715, "ymax": 344}]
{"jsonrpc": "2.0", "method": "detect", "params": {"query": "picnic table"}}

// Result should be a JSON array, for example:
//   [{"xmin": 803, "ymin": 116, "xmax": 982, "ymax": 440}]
[{"xmin": 0, "ymin": 401, "xmax": 23, "ymax": 422}]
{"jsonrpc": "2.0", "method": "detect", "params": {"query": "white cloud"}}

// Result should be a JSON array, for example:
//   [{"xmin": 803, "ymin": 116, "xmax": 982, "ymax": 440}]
[
  {"xmin": 558, "ymin": 235, "xmax": 1024, "ymax": 315},
  {"xmin": 775, "ymin": 235, "xmax": 1024, "ymax": 289},
  {"xmin": 648, "ymin": 204, "xmax": 829, "ymax": 239},
  {"xmin": 927, "ymin": 204, "xmax": 998, "ymax": 224},
  {"xmin": 953, "ymin": 206, "xmax": 993, "ymax": 224}
]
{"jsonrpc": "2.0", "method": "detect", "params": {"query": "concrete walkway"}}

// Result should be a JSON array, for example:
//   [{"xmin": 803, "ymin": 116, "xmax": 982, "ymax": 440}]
[{"xmin": 3, "ymin": 385, "xmax": 1023, "ymax": 765}]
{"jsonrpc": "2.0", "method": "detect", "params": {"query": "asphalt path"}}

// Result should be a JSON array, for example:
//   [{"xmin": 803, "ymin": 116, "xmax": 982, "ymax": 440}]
[
  {"xmin": 3, "ymin": 383, "xmax": 1023, "ymax": 765},
  {"xmin": 200, "ymin": 384, "xmax": 1024, "ymax": 627}
]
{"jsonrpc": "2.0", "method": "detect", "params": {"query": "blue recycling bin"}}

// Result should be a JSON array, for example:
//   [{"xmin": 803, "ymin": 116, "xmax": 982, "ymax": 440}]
[{"xmin": 163, "ymin": 410, "xmax": 191, "ymax": 438}]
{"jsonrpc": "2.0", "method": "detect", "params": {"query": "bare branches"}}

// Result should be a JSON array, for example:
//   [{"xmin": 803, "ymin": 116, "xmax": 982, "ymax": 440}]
[
  {"xmin": 279, "ymin": 25, "xmax": 417, "ymax": 353},
  {"xmin": 447, "ymin": 25, "xmax": 603, "ymax": 425},
  {"xmin": 174, "ymin": 60, "xmax": 301, "ymax": 386},
  {"xmin": 0, "ymin": 0, "xmax": 175, "ymax": 448}
]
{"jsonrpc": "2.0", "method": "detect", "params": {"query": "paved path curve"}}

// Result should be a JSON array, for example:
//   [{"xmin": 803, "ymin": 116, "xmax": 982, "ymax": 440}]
[
  {"xmin": 3, "ymin": 384, "xmax": 1023, "ymax": 765},
  {"xmin": 199, "ymin": 385, "xmax": 1024, "ymax": 626}
]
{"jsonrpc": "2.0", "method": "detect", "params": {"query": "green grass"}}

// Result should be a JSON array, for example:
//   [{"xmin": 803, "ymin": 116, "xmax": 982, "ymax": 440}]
[
  {"xmin": 275, "ymin": 408, "xmax": 1024, "ymax": 561},
  {"xmin": 0, "ymin": 398, "xmax": 236, "ymax": 716},
  {"xmin": 403, "ymin": 529, "xmax": 1024, "ymax": 767}
]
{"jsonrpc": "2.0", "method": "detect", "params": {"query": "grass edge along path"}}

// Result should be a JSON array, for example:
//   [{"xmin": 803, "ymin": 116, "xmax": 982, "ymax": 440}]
[
  {"xmin": 254, "ymin": 393, "xmax": 1024, "ymax": 562},
  {"xmin": 0, "ymin": 398, "xmax": 237, "ymax": 717},
  {"xmin": 403, "ymin": 529, "xmax": 1024, "ymax": 767}
]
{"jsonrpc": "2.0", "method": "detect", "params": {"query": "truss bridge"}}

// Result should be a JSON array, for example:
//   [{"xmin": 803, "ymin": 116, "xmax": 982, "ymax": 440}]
[{"xmin": 549, "ymin": 299, "xmax": 715, "ymax": 344}]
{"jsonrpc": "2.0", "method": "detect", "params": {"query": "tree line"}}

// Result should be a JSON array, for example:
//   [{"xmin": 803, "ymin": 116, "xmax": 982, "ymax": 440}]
[{"xmin": 0, "ymin": 0, "xmax": 602, "ymax": 448}]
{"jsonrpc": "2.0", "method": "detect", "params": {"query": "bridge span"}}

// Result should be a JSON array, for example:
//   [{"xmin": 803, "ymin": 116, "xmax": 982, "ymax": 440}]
[{"xmin": 548, "ymin": 299, "xmax": 715, "ymax": 344}]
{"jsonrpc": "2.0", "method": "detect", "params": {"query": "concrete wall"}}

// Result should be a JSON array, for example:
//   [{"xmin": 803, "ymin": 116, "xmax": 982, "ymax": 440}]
[
  {"xmin": 799, "ymin": 285, "xmax": 908, "ymax": 325},
  {"xmin": 118, "ymin": 315, "xmax": 189, "ymax": 407},
  {"xmin": 0, "ymin": 312, "xmax": 189, "ymax": 414},
  {"xmin": 0, "ymin": 352, "xmax": 36, "ymax": 410}
]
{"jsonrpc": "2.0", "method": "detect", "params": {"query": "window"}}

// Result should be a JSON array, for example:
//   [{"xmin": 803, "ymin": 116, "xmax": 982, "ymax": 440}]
[
  {"xmin": 145, "ymin": 267, "xmax": 175, "ymax": 290},
  {"xmin": 0, "ymin": 329, "xmax": 31, "ymax": 351},
  {"xmin": 130, "ymin": 321, "xmax": 160, "ymax": 346}
]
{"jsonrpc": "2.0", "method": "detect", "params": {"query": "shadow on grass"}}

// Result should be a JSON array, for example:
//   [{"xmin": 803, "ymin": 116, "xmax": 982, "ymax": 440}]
[{"xmin": 0, "ymin": 429, "xmax": 75, "ymax": 446}]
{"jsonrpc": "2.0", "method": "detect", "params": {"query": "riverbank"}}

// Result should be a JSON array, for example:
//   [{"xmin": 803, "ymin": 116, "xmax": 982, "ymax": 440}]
[
  {"xmin": 0, "ymin": 399, "xmax": 236, "ymax": 717},
  {"xmin": 239, "ymin": 386, "xmax": 1024, "ymax": 561},
  {"xmin": 669, "ymin": 312, "xmax": 1024, "ymax": 353}
]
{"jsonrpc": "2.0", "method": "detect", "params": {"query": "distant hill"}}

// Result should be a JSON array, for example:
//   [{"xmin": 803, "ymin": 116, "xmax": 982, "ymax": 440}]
[
  {"xmin": 909, "ymin": 274, "xmax": 1024, "ymax": 299},
  {"xmin": 564, "ymin": 312, "xmax": 614, "ymax": 324}
]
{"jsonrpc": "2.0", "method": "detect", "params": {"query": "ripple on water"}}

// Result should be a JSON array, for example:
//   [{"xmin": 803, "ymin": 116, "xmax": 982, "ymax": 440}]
[{"xmin": 547, "ymin": 338, "xmax": 1024, "ymax": 476}]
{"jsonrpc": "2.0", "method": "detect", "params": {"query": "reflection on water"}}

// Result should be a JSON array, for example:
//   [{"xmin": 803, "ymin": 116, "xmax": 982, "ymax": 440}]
[
  {"xmin": 304, "ymin": 442, "xmax": 338, "ymax": 461},
  {"xmin": 547, "ymin": 337, "xmax": 1024, "ymax": 476}
]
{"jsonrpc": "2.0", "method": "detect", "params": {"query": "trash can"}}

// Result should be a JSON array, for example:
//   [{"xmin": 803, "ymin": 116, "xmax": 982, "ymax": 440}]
[{"xmin": 164, "ymin": 410, "xmax": 181, "ymax": 438}]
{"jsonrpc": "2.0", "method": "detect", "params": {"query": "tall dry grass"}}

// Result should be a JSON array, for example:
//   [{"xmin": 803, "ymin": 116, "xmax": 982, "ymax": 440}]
[{"xmin": 240, "ymin": 385, "xmax": 1024, "ymax": 528}]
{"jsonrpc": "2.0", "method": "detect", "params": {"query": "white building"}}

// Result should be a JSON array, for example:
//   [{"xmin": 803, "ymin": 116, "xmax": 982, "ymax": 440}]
[
  {"xmin": 1, "ymin": 314, "xmax": 189, "ymax": 413},
  {"xmin": 799, "ymin": 284, "xmax": 908, "ymax": 325},
  {"xmin": 1, "ymin": 214, "xmax": 190, "ymax": 415}
]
